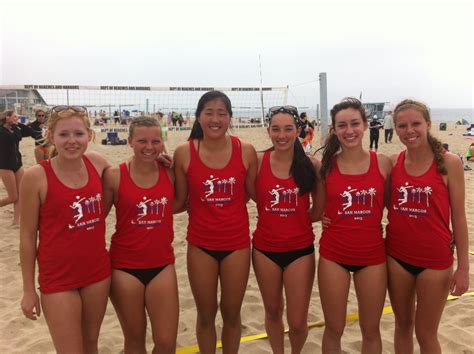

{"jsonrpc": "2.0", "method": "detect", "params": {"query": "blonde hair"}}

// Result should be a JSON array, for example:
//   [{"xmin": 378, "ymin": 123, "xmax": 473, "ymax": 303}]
[
  {"xmin": 393, "ymin": 99, "xmax": 447, "ymax": 175},
  {"xmin": 128, "ymin": 116, "xmax": 161, "ymax": 139},
  {"xmin": 47, "ymin": 109, "xmax": 92, "ymax": 158}
]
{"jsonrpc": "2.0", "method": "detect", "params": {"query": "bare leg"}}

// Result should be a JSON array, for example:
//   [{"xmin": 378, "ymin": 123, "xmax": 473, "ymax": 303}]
[
  {"xmin": 41, "ymin": 290, "xmax": 84, "ymax": 354},
  {"xmin": 219, "ymin": 248, "xmax": 250, "ymax": 354},
  {"xmin": 146, "ymin": 265, "xmax": 179, "ymax": 354},
  {"xmin": 284, "ymin": 252, "xmax": 315, "ymax": 354},
  {"xmin": 80, "ymin": 277, "xmax": 111, "ymax": 354},
  {"xmin": 415, "ymin": 267, "xmax": 452, "ymax": 354},
  {"xmin": 187, "ymin": 245, "xmax": 219, "ymax": 354},
  {"xmin": 0, "ymin": 168, "xmax": 22, "ymax": 224},
  {"xmin": 387, "ymin": 256, "xmax": 416, "ymax": 354},
  {"xmin": 318, "ymin": 257, "xmax": 351, "ymax": 354},
  {"xmin": 353, "ymin": 263, "xmax": 387, "ymax": 354},
  {"xmin": 110, "ymin": 270, "xmax": 147, "ymax": 354},
  {"xmin": 252, "ymin": 249, "xmax": 285, "ymax": 354}
]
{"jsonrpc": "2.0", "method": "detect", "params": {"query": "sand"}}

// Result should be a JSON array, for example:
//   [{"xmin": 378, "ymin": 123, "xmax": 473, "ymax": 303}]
[{"xmin": 1, "ymin": 122, "xmax": 473, "ymax": 353}]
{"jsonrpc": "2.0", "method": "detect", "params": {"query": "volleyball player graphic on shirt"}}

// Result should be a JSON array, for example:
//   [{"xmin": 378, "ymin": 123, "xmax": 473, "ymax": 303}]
[
  {"xmin": 131, "ymin": 196, "xmax": 168, "ymax": 226},
  {"xmin": 68, "ymin": 194, "xmax": 102, "ymax": 229},
  {"xmin": 337, "ymin": 186, "xmax": 377, "ymax": 217},
  {"xmin": 264, "ymin": 184, "xmax": 299, "ymax": 214},
  {"xmin": 201, "ymin": 175, "xmax": 236, "ymax": 205},
  {"xmin": 393, "ymin": 182, "xmax": 432, "ymax": 215}
]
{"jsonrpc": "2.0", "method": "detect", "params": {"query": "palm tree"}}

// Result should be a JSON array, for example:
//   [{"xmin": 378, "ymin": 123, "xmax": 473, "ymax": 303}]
[
  {"xmin": 228, "ymin": 177, "xmax": 236, "ymax": 195},
  {"xmin": 217, "ymin": 180, "xmax": 222, "ymax": 192},
  {"xmin": 416, "ymin": 187, "xmax": 423, "ymax": 203},
  {"xmin": 356, "ymin": 191, "xmax": 361, "ymax": 204},
  {"xmin": 160, "ymin": 197, "xmax": 168, "ymax": 217},
  {"xmin": 150, "ymin": 201, "xmax": 155, "ymax": 214},
  {"xmin": 89, "ymin": 197, "xmax": 96, "ymax": 213},
  {"xmin": 423, "ymin": 186, "xmax": 432, "ymax": 207},
  {"xmin": 282, "ymin": 191, "xmax": 287, "ymax": 203},
  {"xmin": 368, "ymin": 188, "xmax": 376, "ymax": 207},
  {"xmin": 411, "ymin": 188, "xmax": 417, "ymax": 202},
  {"xmin": 222, "ymin": 179, "xmax": 228, "ymax": 193},
  {"xmin": 361, "ymin": 190, "xmax": 367, "ymax": 205},
  {"xmin": 293, "ymin": 188, "xmax": 299, "ymax": 207},
  {"xmin": 85, "ymin": 199, "xmax": 90, "ymax": 213},
  {"xmin": 95, "ymin": 193, "xmax": 102, "ymax": 214},
  {"xmin": 154, "ymin": 199, "xmax": 160, "ymax": 214},
  {"xmin": 287, "ymin": 189, "xmax": 293, "ymax": 203}
]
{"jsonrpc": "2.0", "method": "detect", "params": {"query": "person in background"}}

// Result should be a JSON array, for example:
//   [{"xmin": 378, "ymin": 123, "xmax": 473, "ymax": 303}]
[
  {"xmin": 103, "ymin": 117, "xmax": 178, "ymax": 353},
  {"xmin": 28, "ymin": 109, "xmax": 50, "ymax": 163},
  {"xmin": 319, "ymin": 98, "xmax": 392, "ymax": 353},
  {"xmin": 252, "ymin": 105, "xmax": 322, "ymax": 353},
  {"xmin": 383, "ymin": 111, "xmax": 394, "ymax": 143},
  {"xmin": 173, "ymin": 90, "xmax": 257, "ymax": 354},
  {"xmin": 386, "ymin": 99, "xmax": 469, "ymax": 354},
  {"xmin": 369, "ymin": 114, "xmax": 383, "ymax": 151},
  {"xmin": 20, "ymin": 105, "xmax": 111, "ymax": 353},
  {"xmin": 0, "ymin": 110, "xmax": 32, "ymax": 225},
  {"xmin": 466, "ymin": 143, "xmax": 474, "ymax": 161}
]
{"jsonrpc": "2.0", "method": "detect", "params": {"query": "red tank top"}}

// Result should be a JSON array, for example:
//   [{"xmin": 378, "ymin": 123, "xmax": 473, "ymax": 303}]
[
  {"xmin": 38, "ymin": 156, "xmax": 111, "ymax": 293},
  {"xmin": 253, "ymin": 151, "xmax": 314, "ymax": 251},
  {"xmin": 386, "ymin": 151, "xmax": 453, "ymax": 269},
  {"xmin": 320, "ymin": 151, "xmax": 386, "ymax": 265},
  {"xmin": 110, "ymin": 162, "xmax": 175, "ymax": 268},
  {"xmin": 187, "ymin": 135, "xmax": 250, "ymax": 250}
]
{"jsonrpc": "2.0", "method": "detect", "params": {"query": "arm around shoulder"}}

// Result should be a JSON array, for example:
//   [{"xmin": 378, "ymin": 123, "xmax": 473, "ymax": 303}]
[
  {"xmin": 172, "ymin": 143, "xmax": 190, "ymax": 214},
  {"xmin": 242, "ymin": 142, "xmax": 258, "ymax": 202},
  {"xmin": 102, "ymin": 166, "xmax": 120, "ymax": 216},
  {"xmin": 310, "ymin": 157, "xmax": 325, "ymax": 222},
  {"xmin": 85, "ymin": 150, "xmax": 111, "ymax": 177}
]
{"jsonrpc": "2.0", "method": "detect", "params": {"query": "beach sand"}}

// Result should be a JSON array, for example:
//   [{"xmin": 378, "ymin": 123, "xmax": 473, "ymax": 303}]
[{"xmin": 1, "ymin": 123, "xmax": 473, "ymax": 353}]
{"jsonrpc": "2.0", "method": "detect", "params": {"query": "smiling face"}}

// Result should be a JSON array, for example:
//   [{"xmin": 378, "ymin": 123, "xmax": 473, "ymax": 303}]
[
  {"xmin": 198, "ymin": 98, "xmax": 231, "ymax": 139},
  {"xmin": 333, "ymin": 108, "xmax": 367, "ymax": 149},
  {"xmin": 49, "ymin": 116, "xmax": 92, "ymax": 160},
  {"xmin": 394, "ymin": 108, "xmax": 430, "ymax": 149},
  {"xmin": 129, "ymin": 125, "xmax": 163, "ymax": 163},
  {"xmin": 36, "ymin": 111, "xmax": 47, "ymax": 123},
  {"xmin": 5, "ymin": 111, "xmax": 18, "ymax": 126},
  {"xmin": 268, "ymin": 112, "xmax": 300, "ymax": 152}
]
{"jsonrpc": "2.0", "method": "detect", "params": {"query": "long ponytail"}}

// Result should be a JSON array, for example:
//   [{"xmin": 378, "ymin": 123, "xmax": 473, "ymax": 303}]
[
  {"xmin": 290, "ymin": 138, "xmax": 317, "ymax": 195},
  {"xmin": 320, "ymin": 132, "xmax": 340, "ymax": 179}
]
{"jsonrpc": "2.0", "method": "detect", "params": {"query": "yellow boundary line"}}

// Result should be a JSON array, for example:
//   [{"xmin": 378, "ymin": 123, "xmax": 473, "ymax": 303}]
[
  {"xmin": 469, "ymin": 251, "xmax": 474, "ymax": 255},
  {"xmin": 176, "ymin": 292, "xmax": 474, "ymax": 353}
]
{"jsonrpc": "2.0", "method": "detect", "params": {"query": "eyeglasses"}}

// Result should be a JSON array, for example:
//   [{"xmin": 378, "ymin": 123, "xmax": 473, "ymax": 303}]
[
  {"xmin": 51, "ymin": 105, "xmax": 87, "ymax": 113},
  {"xmin": 268, "ymin": 105, "xmax": 300, "ymax": 122},
  {"xmin": 37, "ymin": 114, "xmax": 46, "ymax": 118}
]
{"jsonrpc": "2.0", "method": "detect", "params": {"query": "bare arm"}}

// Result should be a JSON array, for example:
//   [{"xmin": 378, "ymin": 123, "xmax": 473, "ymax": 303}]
[
  {"xmin": 242, "ymin": 142, "xmax": 258, "ymax": 202},
  {"xmin": 19, "ymin": 166, "xmax": 44, "ymax": 320},
  {"xmin": 85, "ymin": 150, "xmax": 111, "ymax": 177},
  {"xmin": 172, "ymin": 143, "xmax": 190, "ymax": 214},
  {"xmin": 445, "ymin": 153, "xmax": 469, "ymax": 296},
  {"xmin": 310, "ymin": 158, "xmax": 325, "ymax": 222},
  {"xmin": 102, "ymin": 166, "xmax": 120, "ymax": 217}
]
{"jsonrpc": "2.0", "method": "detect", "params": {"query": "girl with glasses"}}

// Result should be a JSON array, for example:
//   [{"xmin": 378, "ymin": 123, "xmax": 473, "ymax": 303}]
[
  {"xmin": 103, "ymin": 117, "xmax": 178, "ymax": 353},
  {"xmin": 252, "ymin": 106, "xmax": 323, "ymax": 353},
  {"xmin": 19, "ymin": 106, "xmax": 111, "ymax": 353},
  {"xmin": 318, "ymin": 97, "xmax": 392, "ymax": 353},
  {"xmin": 386, "ymin": 99, "xmax": 469, "ymax": 354},
  {"xmin": 27, "ymin": 109, "xmax": 50, "ymax": 163},
  {"xmin": 173, "ymin": 91, "xmax": 257, "ymax": 353}
]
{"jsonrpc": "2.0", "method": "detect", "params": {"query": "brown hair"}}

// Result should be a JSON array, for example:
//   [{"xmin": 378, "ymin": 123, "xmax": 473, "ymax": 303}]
[
  {"xmin": 320, "ymin": 97, "xmax": 367, "ymax": 179},
  {"xmin": 0, "ymin": 110, "xmax": 16, "ymax": 125},
  {"xmin": 47, "ymin": 109, "xmax": 92, "ymax": 158},
  {"xmin": 128, "ymin": 116, "xmax": 161, "ymax": 139},
  {"xmin": 393, "ymin": 99, "xmax": 447, "ymax": 175}
]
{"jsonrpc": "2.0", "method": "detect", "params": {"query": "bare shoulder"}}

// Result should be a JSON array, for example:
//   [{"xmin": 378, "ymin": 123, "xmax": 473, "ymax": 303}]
[
  {"xmin": 444, "ymin": 152, "xmax": 463, "ymax": 171},
  {"xmin": 23, "ymin": 164, "xmax": 47, "ymax": 183},
  {"xmin": 85, "ymin": 151, "xmax": 110, "ymax": 171},
  {"xmin": 309, "ymin": 156, "xmax": 321, "ymax": 170},
  {"xmin": 389, "ymin": 152, "xmax": 399, "ymax": 166},
  {"xmin": 377, "ymin": 152, "xmax": 392, "ymax": 169},
  {"xmin": 103, "ymin": 165, "xmax": 120, "ymax": 181},
  {"xmin": 240, "ymin": 139, "xmax": 257, "ymax": 155},
  {"xmin": 174, "ymin": 142, "xmax": 190, "ymax": 159}
]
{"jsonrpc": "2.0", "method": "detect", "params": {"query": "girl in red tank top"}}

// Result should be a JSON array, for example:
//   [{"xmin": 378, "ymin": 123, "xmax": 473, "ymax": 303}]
[
  {"xmin": 252, "ymin": 106, "xmax": 322, "ymax": 353},
  {"xmin": 386, "ymin": 100, "xmax": 469, "ymax": 354},
  {"xmin": 103, "ymin": 117, "xmax": 178, "ymax": 353},
  {"xmin": 20, "ymin": 106, "xmax": 111, "ymax": 353},
  {"xmin": 318, "ymin": 98, "xmax": 392, "ymax": 353},
  {"xmin": 173, "ymin": 91, "xmax": 257, "ymax": 353}
]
